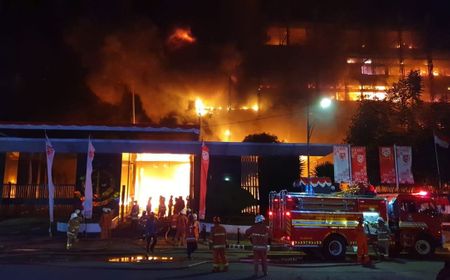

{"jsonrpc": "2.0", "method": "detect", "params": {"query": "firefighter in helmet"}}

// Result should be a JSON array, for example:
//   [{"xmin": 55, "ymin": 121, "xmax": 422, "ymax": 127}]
[
  {"xmin": 376, "ymin": 217, "xmax": 390, "ymax": 259},
  {"xmin": 66, "ymin": 209, "xmax": 83, "ymax": 250},
  {"xmin": 356, "ymin": 217, "xmax": 371, "ymax": 265},
  {"xmin": 245, "ymin": 214, "xmax": 271, "ymax": 277},
  {"xmin": 210, "ymin": 216, "xmax": 228, "ymax": 272}
]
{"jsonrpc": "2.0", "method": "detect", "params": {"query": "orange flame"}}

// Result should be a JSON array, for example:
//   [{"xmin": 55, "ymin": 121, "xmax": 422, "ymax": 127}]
[{"xmin": 167, "ymin": 27, "xmax": 196, "ymax": 49}]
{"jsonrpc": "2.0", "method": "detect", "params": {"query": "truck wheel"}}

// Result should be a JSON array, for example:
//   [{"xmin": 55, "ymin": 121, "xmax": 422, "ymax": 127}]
[
  {"xmin": 323, "ymin": 236, "xmax": 346, "ymax": 260},
  {"xmin": 413, "ymin": 238, "xmax": 434, "ymax": 257}
]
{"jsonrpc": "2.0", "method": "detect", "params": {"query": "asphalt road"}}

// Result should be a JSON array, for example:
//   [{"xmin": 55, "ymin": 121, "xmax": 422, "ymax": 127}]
[{"xmin": 0, "ymin": 259, "xmax": 446, "ymax": 280}]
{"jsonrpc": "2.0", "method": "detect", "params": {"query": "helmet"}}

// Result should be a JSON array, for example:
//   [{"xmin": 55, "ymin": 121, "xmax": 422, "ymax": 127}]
[
  {"xmin": 192, "ymin": 214, "xmax": 198, "ymax": 220},
  {"xmin": 70, "ymin": 213, "xmax": 78, "ymax": 220},
  {"xmin": 75, "ymin": 209, "xmax": 81, "ymax": 214},
  {"xmin": 377, "ymin": 217, "xmax": 385, "ymax": 223},
  {"xmin": 213, "ymin": 216, "xmax": 221, "ymax": 224},
  {"xmin": 255, "ymin": 215, "xmax": 265, "ymax": 223}
]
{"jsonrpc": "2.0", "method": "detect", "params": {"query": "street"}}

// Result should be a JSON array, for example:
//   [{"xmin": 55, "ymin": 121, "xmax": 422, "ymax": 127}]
[{"xmin": 0, "ymin": 259, "xmax": 445, "ymax": 280}]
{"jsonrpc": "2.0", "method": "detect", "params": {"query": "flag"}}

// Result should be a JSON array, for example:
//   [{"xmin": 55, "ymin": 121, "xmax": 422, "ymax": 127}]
[
  {"xmin": 45, "ymin": 135, "xmax": 55, "ymax": 223},
  {"xmin": 395, "ymin": 146, "xmax": 414, "ymax": 184},
  {"xmin": 434, "ymin": 133, "xmax": 450, "ymax": 149},
  {"xmin": 199, "ymin": 142, "xmax": 209, "ymax": 220},
  {"xmin": 333, "ymin": 145, "xmax": 351, "ymax": 183},
  {"xmin": 379, "ymin": 147, "xmax": 396, "ymax": 184},
  {"xmin": 84, "ymin": 139, "xmax": 95, "ymax": 219},
  {"xmin": 351, "ymin": 146, "xmax": 368, "ymax": 183}
]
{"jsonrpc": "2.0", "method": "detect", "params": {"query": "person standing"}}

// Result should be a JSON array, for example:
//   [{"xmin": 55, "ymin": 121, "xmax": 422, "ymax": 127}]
[
  {"xmin": 168, "ymin": 195, "xmax": 174, "ymax": 217},
  {"xmin": 210, "ymin": 216, "xmax": 228, "ymax": 272},
  {"xmin": 144, "ymin": 212, "xmax": 158, "ymax": 254},
  {"xmin": 185, "ymin": 213, "xmax": 199, "ymax": 260},
  {"xmin": 99, "ymin": 208, "xmax": 113, "ymax": 240},
  {"xmin": 175, "ymin": 209, "xmax": 188, "ymax": 246},
  {"xmin": 245, "ymin": 215, "xmax": 270, "ymax": 277},
  {"xmin": 130, "ymin": 200, "xmax": 140, "ymax": 233},
  {"xmin": 158, "ymin": 196, "xmax": 167, "ymax": 219},
  {"xmin": 356, "ymin": 217, "xmax": 371, "ymax": 266},
  {"xmin": 376, "ymin": 217, "xmax": 390, "ymax": 259},
  {"xmin": 66, "ymin": 210, "xmax": 83, "ymax": 250},
  {"xmin": 146, "ymin": 197, "xmax": 152, "ymax": 214}
]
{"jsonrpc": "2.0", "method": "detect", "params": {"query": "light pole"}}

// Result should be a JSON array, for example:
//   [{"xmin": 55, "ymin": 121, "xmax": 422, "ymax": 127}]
[{"xmin": 306, "ymin": 97, "xmax": 332, "ymax": 193}]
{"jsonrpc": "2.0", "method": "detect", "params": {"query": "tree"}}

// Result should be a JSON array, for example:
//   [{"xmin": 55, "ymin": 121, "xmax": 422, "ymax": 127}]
[
  {"xmin": 314, "ymin": 162, "xmax": 334, "ymax": 183},
  {"xmin": 243, "ymin": 132, "xmax": 280, "ymax": 143},
  {"xmin": 386, "ymin": 70, "xmax": 423, "ymax": 132}
]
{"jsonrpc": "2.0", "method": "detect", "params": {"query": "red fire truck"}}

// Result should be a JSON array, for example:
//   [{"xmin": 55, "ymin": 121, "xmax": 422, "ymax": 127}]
[
  {"xmin": 268, "ymin": 190, "xmax": 450, "ymax": 259},
  {"xmin": 382, "ymin": 191, "xmax": 450, "ymax": 257}
]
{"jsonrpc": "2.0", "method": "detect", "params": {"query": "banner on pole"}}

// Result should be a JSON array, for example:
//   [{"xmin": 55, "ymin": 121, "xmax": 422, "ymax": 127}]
[
  {"xmin": 351, "ymin": 146, "xmax": 368, "ymax": 183},
  {"xmin": 379, "ymin": 147, "xmax": 396, "ymax": 184},
  {"xmin": 199, "ymin": 142, "xmax": 209, "ymax": 220},
  {"xmin": 84, "ymin": 139, "xmax": 95, "ymax": 219},
  {"xmin": 45, "ymin": 136, "xmax": 55, "ymax": 223},
  {"xmin": 395, "ymin": 146, "xmax": 414, "ymax": 184},
  {"xmin": 434, "ymin": 133, "xmax": 450, "ymax": 149},
  {"xmin": 333, "ymin": 145, "xmax": 351, "ymax": 183}
]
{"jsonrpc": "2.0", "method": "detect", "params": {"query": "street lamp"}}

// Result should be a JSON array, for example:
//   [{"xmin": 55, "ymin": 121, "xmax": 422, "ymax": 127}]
[{"xmin": 306, "ymin": 97, "xmax": 332, "ymax": 193}]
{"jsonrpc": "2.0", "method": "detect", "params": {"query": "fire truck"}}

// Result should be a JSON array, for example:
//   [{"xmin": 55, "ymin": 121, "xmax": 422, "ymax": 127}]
[
  {"xmin": 381, "ymin": 191, "xmax": 450, "ymax": 257},
  {"xmin": 268, "ymin": 190, "xmax": 450, "ymax": 259}
]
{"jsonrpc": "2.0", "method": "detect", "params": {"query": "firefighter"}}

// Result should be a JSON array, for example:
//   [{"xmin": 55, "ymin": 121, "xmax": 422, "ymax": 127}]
[
  {"xmin": 144, "ymin": 212, "xmax": 158, "ymax": 254},
  {"xmin": 130, "ymin": 200, "xmax": 140, "ymax": 233},
  {"xmin": 66, "ymin": 210, "xmax": 82, "ymax": 250},
  {"xmin": 186, "ymin": 213, "xmax": 199, "ymax": 260},
  {"xmin": 210, "ymin": 216, "xmax": 228, "ymax": 272},
  {"xmin": 245, "ymin": 214, "xmax": 270, "ymax": 277},
  {"xmin": 356, "ymin": 217, "xmax": 370, "ymax": 266},
  {"xmin": 175, "ymin": 208, "xmax": 188, "ymax": 246},
  {"xmin": 376, "ymin": 217, "xmax": 390, "ymax": 259},
  {"xmin": 99, "ymin": 207, "xmax": 113, "ymax": 240}
]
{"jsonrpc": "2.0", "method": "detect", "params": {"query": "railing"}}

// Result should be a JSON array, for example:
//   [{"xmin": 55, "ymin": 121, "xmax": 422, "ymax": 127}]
[{"xmin": 2, "ymin": 184, "xmax": 75, "ymax": 199}]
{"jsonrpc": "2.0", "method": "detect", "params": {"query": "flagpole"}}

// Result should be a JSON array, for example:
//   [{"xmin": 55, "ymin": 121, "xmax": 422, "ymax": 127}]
[
  {"xmin": 433, "ymin": 133, "xmax": 442, "ymax": 192},
  {"xmin": 348, "ymin": 145, "xmax": 352, "ymax": 183},
  {"xmin": 393, "ymin": 145, "xmax": 399, "ymax": 193}
]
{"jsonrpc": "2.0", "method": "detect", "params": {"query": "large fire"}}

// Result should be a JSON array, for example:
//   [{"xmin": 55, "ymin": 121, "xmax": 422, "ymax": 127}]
[{"xmin": 124, "ymin": 153, "xmax": 191, "ymax": 215}]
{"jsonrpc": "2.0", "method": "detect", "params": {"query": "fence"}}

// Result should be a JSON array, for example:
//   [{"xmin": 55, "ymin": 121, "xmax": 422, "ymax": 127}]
[{"xmin": 0, "ymin": 184, "xmax": 76, "ymax": 219}]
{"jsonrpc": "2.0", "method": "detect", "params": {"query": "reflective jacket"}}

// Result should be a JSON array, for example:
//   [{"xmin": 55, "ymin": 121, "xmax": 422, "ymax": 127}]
[
  {"xmin": 186, "ymin": 221, "xmax": 198, "ymax": 243},
  {"xmin": 245, "ymin": 223, "xmax": 270, "ymax": 251},
  {"xmin": 376, "ymin": 224, "xmax": 390, "ymax": 241},
  {"xmin": 211, "ymin": 224, "xmax": 227, "ymax": 249}
]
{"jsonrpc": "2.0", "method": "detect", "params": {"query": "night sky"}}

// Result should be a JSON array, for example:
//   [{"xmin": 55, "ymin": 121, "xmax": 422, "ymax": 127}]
[{"xmin": 2, "ymin": 0, "xmax": 450, "ymax": 125}]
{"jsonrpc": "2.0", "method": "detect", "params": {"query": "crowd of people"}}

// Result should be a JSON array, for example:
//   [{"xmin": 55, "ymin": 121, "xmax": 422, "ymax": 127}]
[{"xmin": 66, "ymin": 196, "xmax": 394, "ymax": 277}]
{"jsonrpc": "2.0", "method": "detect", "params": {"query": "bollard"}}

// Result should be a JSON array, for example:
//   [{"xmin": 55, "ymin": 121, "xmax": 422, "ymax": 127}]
[{"xmin": 237, "ymin": 227, "xmax": 240, "ymax": 244}]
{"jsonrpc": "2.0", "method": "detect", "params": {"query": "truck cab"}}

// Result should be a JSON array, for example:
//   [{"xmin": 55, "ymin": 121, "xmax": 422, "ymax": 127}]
[{"xmin": 384, "ymin": 191, "xmax": 450, "ymax": 257}]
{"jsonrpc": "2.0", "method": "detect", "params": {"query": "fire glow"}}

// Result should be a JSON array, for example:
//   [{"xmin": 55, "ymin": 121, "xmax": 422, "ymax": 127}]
[
  {"xmin": 167, "ymin": 27, "xmax": 196, "ymax": 49},
  {"xmin": 132, "ymin": 153, "xmax": 191, "ymax": 214}
]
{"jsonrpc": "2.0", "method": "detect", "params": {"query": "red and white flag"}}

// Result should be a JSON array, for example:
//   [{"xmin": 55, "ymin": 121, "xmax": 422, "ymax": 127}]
[
  {"xmin": 84, "ymin": 139, "xmax": 95, "ymax": 219},
  {"xmin": 434, "ymin": 133, "xmax": 450, "ymax": 149},
  {"xmin": 199, "ymin": 142, "xmax": 209, "ymax": 220},
  {"xmin": 379, "ymin": 147, "xmax": 396, "ymax": 184},
  {"xmin": 333, "ymin": 145, "xmax": 351, "ymax": 183},
  {"xmin": 45, "ymin": 135, "xmax": 55, "ymax": 223},
  {"xmin": 351, "ymin": 146, "xmax": 368, "ymax": 183},
  {"xmin": 395, "ymin": 146, "xmax": 414, "ymax": 184}
]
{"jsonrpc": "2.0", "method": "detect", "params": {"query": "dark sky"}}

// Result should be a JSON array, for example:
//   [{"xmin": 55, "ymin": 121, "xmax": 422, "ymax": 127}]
[{"xmin": 1, "ymin": 0, "xmax": 450, "ymax": 124}]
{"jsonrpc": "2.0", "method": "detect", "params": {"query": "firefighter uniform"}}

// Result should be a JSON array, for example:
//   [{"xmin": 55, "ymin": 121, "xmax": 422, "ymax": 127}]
[
  {"xmin": 99, "ymin": 208, "xmax": 113, "ymax": 240},
  {"xmin": 356, "ymin": 219, "xmax": 370, "ymax": 265},
  {"xmin": 245, "ymin": 215, "xmax": 270, "ymax": 277},
  {"xmin": 376, "ymin": 217, "xmax": 390, "ymax": 258},
  {"xmin": 66, "ymin": 211, "xmax": 82, "ymax": 250},
  {"xmin": 210, "ymin": 216, "xmax": 228, "ymax": 272}
]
